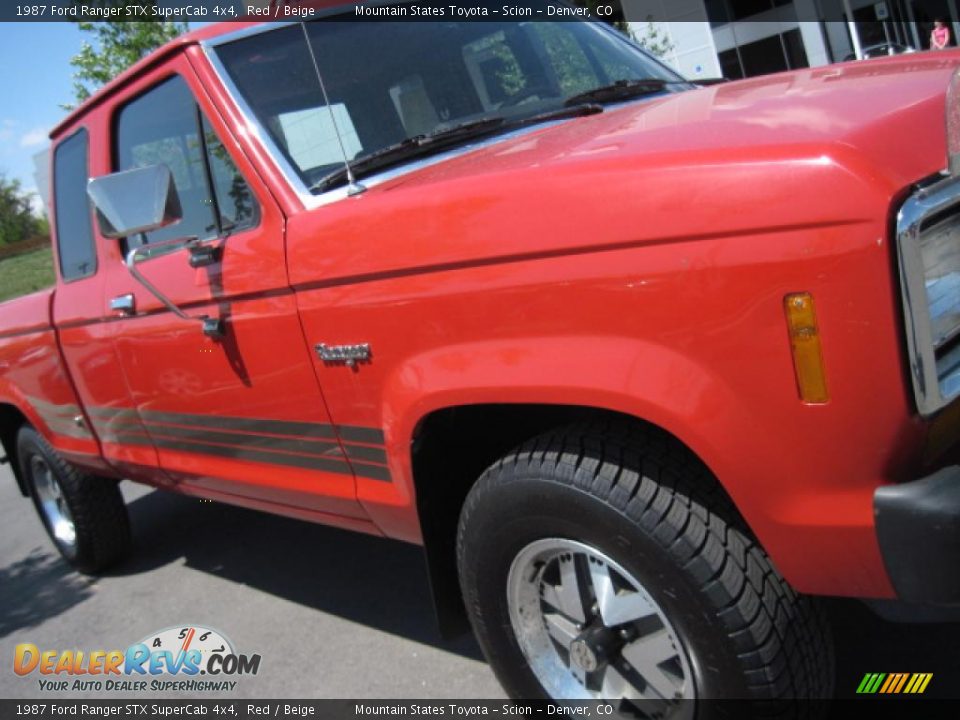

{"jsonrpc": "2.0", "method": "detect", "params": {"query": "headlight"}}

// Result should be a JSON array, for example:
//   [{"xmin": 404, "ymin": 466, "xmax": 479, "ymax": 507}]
[
  {"xmin": 921, "ymin": 217, "xmax": 960, "ymax": 349},
  {"xmin": 948, "ymin": 66, "xmax": 960, "ymax": 176},
  {"xmin": 896, "ymin": 66, "xmax": 960, "ymax": 416},
  {"xmin": 898, "ymin": 177, "xmax": 960, "ymax": 416}
]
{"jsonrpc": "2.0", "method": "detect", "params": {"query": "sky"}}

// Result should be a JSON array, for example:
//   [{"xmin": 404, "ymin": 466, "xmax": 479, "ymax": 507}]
[
  {"xmin": 0, "ymin": 22, "xmax": 84, "ymax": 209},
  {"xmin": 0, "ymin": 21, "xmax": 214, "ymax": 213}
]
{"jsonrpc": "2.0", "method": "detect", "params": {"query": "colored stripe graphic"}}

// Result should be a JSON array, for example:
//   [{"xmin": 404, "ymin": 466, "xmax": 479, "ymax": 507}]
[
  {"xmin": 893, "ymin": 673, "xmax": 910, "ymax": 693},
  {"xmin": 86, "ymin": 406, "xmax": 392, "ymax": 482},
  {"xmin": 857, "ymin": 672, "xmax": 932, "ymax": 694},
  {"xmin": 905, "ymin": 673, "xmax": 933, "ymax": 694},
  {"xmin": 26, "ymin": 396, "xmax": 92, "ymax": 440},
  {"xmin": 878, "ymin": 674, "xmax": 895, "ymax": 694}
]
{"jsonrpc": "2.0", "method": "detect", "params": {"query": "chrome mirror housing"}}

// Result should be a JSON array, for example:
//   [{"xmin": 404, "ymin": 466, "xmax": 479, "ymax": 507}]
[
  {"xmin": 86, "ymin": 165, "xmax": 223, "ymax": 340},
  {"xmin": 87, "ymin": 164, "xmax": 182, "ymax": 239}
]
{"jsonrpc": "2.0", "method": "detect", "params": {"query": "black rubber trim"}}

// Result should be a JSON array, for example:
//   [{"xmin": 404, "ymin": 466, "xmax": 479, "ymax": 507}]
[{"xmin": 874, "ymin": 466, "xmax": 960, "ymax": 604}]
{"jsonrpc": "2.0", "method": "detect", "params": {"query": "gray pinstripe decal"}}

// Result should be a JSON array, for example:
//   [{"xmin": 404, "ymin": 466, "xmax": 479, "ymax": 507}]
[{"xmin": 86, "ymin": 407, "xmax": 391, "ymax": 482}]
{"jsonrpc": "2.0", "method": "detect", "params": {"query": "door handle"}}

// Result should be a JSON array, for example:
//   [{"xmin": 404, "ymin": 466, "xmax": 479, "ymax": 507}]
[{"xmin": 110, "ymin": 294, "xmax": 135, "ymax": 316}]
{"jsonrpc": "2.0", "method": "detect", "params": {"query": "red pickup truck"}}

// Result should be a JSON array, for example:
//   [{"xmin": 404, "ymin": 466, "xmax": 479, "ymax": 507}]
[{"xmin": 3, "ymin": 5, "xmax": 960, "ymax": 711}]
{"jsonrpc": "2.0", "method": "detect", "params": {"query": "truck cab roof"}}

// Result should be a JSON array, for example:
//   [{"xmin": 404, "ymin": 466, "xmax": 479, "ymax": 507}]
[{"xmin": 51, "ymin": 0, "xmax": 358, "ymax": 140}]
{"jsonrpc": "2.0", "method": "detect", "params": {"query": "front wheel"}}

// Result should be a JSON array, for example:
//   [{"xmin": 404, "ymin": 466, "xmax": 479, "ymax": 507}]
[
  {"xmin": 17, "ymin": 426, "xmax": 131, "ymax": 573},
  {"xmin": 457, "ymin": 422, "xmax": 833, "ymax": 717}
]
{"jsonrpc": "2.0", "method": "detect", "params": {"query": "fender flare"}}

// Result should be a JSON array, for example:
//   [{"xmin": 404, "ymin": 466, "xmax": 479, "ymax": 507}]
[{"xmin": 381, "ymin": 335, "xmax": 756, "ymax": 518}]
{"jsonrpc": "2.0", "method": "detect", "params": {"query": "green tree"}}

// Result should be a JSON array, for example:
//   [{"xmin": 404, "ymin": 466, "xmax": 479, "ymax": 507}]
[
  {"xmin": 634, "ymin": 19, "xmax": 676, "ymax": 60},
  {"xmin": 64, "ymin": 2, "xmax": 188, "ymax": 109},
  {"xmin": 0, "ymin": 174, "xmax": 42, "ymax": 246}
]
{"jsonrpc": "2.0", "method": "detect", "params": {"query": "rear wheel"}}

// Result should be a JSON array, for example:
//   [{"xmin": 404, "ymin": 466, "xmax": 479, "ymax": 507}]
[
  {"xmin": 17, "ymin": 426, "xmax": 131, "ymax": 573},
  {"xmin": 457, "ymin": 422, "xmax": 833, "ymax": 717}
]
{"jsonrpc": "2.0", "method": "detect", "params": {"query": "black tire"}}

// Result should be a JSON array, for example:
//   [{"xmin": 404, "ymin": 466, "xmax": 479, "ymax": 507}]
[
  {"xmin": 17, "ymin": 426, "xmax": 131, "ymax": 573},
  {"xmin": 457, "ymin": 420, "xmax": 833, "ymax": 717}
]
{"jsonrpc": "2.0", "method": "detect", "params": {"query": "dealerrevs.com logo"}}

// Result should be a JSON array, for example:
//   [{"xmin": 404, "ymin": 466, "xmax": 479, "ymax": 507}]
[{"xmin": 13, "ymin": 625, "xmax": 261, "ymax": 692}]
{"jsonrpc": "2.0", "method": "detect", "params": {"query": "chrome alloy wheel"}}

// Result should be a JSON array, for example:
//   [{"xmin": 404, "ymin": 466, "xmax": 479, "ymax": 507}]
[
  {"xmin": 30, "ymin": 455, "xmax": 77, "ymax": 556},
  {"xmin": 507, "ymin": 539, "xmax": 695, "ymax": 713}
]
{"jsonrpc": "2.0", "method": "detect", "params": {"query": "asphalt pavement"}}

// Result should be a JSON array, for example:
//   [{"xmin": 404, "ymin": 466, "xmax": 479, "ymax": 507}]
[{"xmin": 1, "ymin": 462, "xmax": 959, "ymax": 701}]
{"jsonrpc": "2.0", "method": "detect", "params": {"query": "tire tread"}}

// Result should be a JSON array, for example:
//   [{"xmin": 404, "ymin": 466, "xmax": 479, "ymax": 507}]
[
  {"xmin": 457, "ymin": 419, "xmax": 833, "ymax": 712},
  {"xmin": 19, "ymin": 427, "xmax": 130, "ymax": 574}
]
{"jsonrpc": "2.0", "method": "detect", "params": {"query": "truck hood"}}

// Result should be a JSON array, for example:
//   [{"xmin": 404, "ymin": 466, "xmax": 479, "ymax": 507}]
[
  {"xmin": 443, "ymin": 51, "xmax": 960, "ymax": 186},
  {"xmin": 561, "ymin": 52, "xmax": 958, "ymax": 188},
  {"xmin": 290, "ymin": 52, "xmax": 960, "ymax": 287},
  {"xmin": 387, "ymin": 51, "xmax": 960, "ymax": 217},
  {"xmin": 531, "ymin": 54, "xmax": 950, "ymax": 174}
]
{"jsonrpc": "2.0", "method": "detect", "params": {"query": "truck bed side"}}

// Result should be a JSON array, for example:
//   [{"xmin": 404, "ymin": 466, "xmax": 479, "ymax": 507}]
[{"xmin": 0, "ymin": 289, "xmax": 103, "ymax": 493}]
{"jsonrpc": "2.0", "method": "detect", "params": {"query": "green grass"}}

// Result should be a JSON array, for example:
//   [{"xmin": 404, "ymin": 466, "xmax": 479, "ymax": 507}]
[{"xmin": 0, "ymin": 247, "xmax": 56, "ymax": 303}]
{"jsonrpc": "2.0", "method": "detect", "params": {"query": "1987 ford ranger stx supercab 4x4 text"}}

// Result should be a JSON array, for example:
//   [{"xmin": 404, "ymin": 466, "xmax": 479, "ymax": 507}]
[{"xmin": 3, "ymin": 1, "xmax": 960, "ymax": 713}]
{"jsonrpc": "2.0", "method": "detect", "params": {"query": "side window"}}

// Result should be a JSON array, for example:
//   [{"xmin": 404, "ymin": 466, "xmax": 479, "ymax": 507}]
[
  {"xmin": 114, "ymin": 75, "xmax": 256, "ymax": 247},
  {"xmin": 200, "ymin": 115, "xmax": 256, "ymax": 230},
  {"xmin": 53, "ymin": 130, "xmax": 97, "ymax": 281}
]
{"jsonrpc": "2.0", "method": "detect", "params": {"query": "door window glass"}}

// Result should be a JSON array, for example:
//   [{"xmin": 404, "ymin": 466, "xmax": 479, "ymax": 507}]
[
  {"xmin": 114, "ymin": 75, "xmax": 256, "ymax": 247},
  {"xmin": 200, "ymin": 115, "xmax": 257, "ymax": 230}
]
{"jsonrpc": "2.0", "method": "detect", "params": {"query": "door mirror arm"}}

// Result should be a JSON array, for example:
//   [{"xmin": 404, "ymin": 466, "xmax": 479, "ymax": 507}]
[
  {"xmin": 125, "ymin": 235, "xmax": 224, "ymax": 340},
  {"xmin": 88, "ymin": 165, "xmax": 225, "ymax": 340}
]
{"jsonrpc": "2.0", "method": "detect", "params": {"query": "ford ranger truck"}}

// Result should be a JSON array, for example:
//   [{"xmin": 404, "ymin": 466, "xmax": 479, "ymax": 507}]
[{"xmin": 2, "ymin": 4, "xmax": 960, "ymax": 713}]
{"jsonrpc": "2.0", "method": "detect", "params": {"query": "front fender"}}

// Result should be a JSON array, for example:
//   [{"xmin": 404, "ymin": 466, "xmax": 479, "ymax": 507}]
[
  {"xmin": 367, "ymin": 331, "xmax": 895, "ymax": 599},
  {"xmin": 383, "ymin": 335, "xmax": 742, "ymax": 485}
]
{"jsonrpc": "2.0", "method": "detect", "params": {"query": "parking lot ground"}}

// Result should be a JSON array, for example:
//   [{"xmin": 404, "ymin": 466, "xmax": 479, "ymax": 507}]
[{"xmin": 1, "ymin": 462, "xmax": 959, "ymax": 700}]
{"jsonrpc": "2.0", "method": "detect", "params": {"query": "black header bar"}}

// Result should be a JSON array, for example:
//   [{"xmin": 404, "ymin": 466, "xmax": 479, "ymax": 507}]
[{"xmin": 0, "ymin": 1, "xmax": 933, "ymax": 23}]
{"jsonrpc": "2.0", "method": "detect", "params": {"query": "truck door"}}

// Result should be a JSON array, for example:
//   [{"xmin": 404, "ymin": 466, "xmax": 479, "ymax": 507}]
[
  {"xmin": 51, "ymin": 126, "xmax": 168, "ymax": 486},
  {"xmin": 95, "ymin": 57, "xmax": 367, "ymax": 524}
]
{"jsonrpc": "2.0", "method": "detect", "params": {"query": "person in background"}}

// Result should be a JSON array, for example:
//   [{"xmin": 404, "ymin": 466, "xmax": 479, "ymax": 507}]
[{"xmin": 932, "ymin": 19, "xmax": 951, "ymax": 50}]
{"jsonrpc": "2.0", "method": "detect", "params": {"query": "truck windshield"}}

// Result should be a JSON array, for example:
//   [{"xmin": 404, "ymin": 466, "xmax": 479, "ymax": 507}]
[{"xmin": 213, "ymin": 8, "xmax": 683, "ymax": 192}]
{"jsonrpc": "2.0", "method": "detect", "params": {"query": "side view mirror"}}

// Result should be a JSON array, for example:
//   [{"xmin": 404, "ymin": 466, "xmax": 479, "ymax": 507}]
[
  {"xmin": 87, "ymin": 164, "xmax": 182, "ymax": 238},
  {"xmin": 86, "ymin": 165, "xmax": 224, "ymax": 340}
]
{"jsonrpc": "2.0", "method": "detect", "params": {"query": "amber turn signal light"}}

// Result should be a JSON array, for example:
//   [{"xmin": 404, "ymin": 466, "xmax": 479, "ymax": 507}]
[{"xmin": 784, "ymin": 293, "xmax": 829, "ymax": 404}]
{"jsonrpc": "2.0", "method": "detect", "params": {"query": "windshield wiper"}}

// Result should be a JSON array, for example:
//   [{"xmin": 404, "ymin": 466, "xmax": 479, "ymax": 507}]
[
  {"xmin": 506, "ymin": 102, "xmax": 603, "ymax": 129},
  {"xmin": 311, "ymin": 117, "xmax": 507, "ymax": 193},
  {"xmin": 311, "ymin": 104, "xmax": 605, "ymax": 193},
  {"xmin": 563, "ymin": 78, "xmax": 692, "ymax": 107}
]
